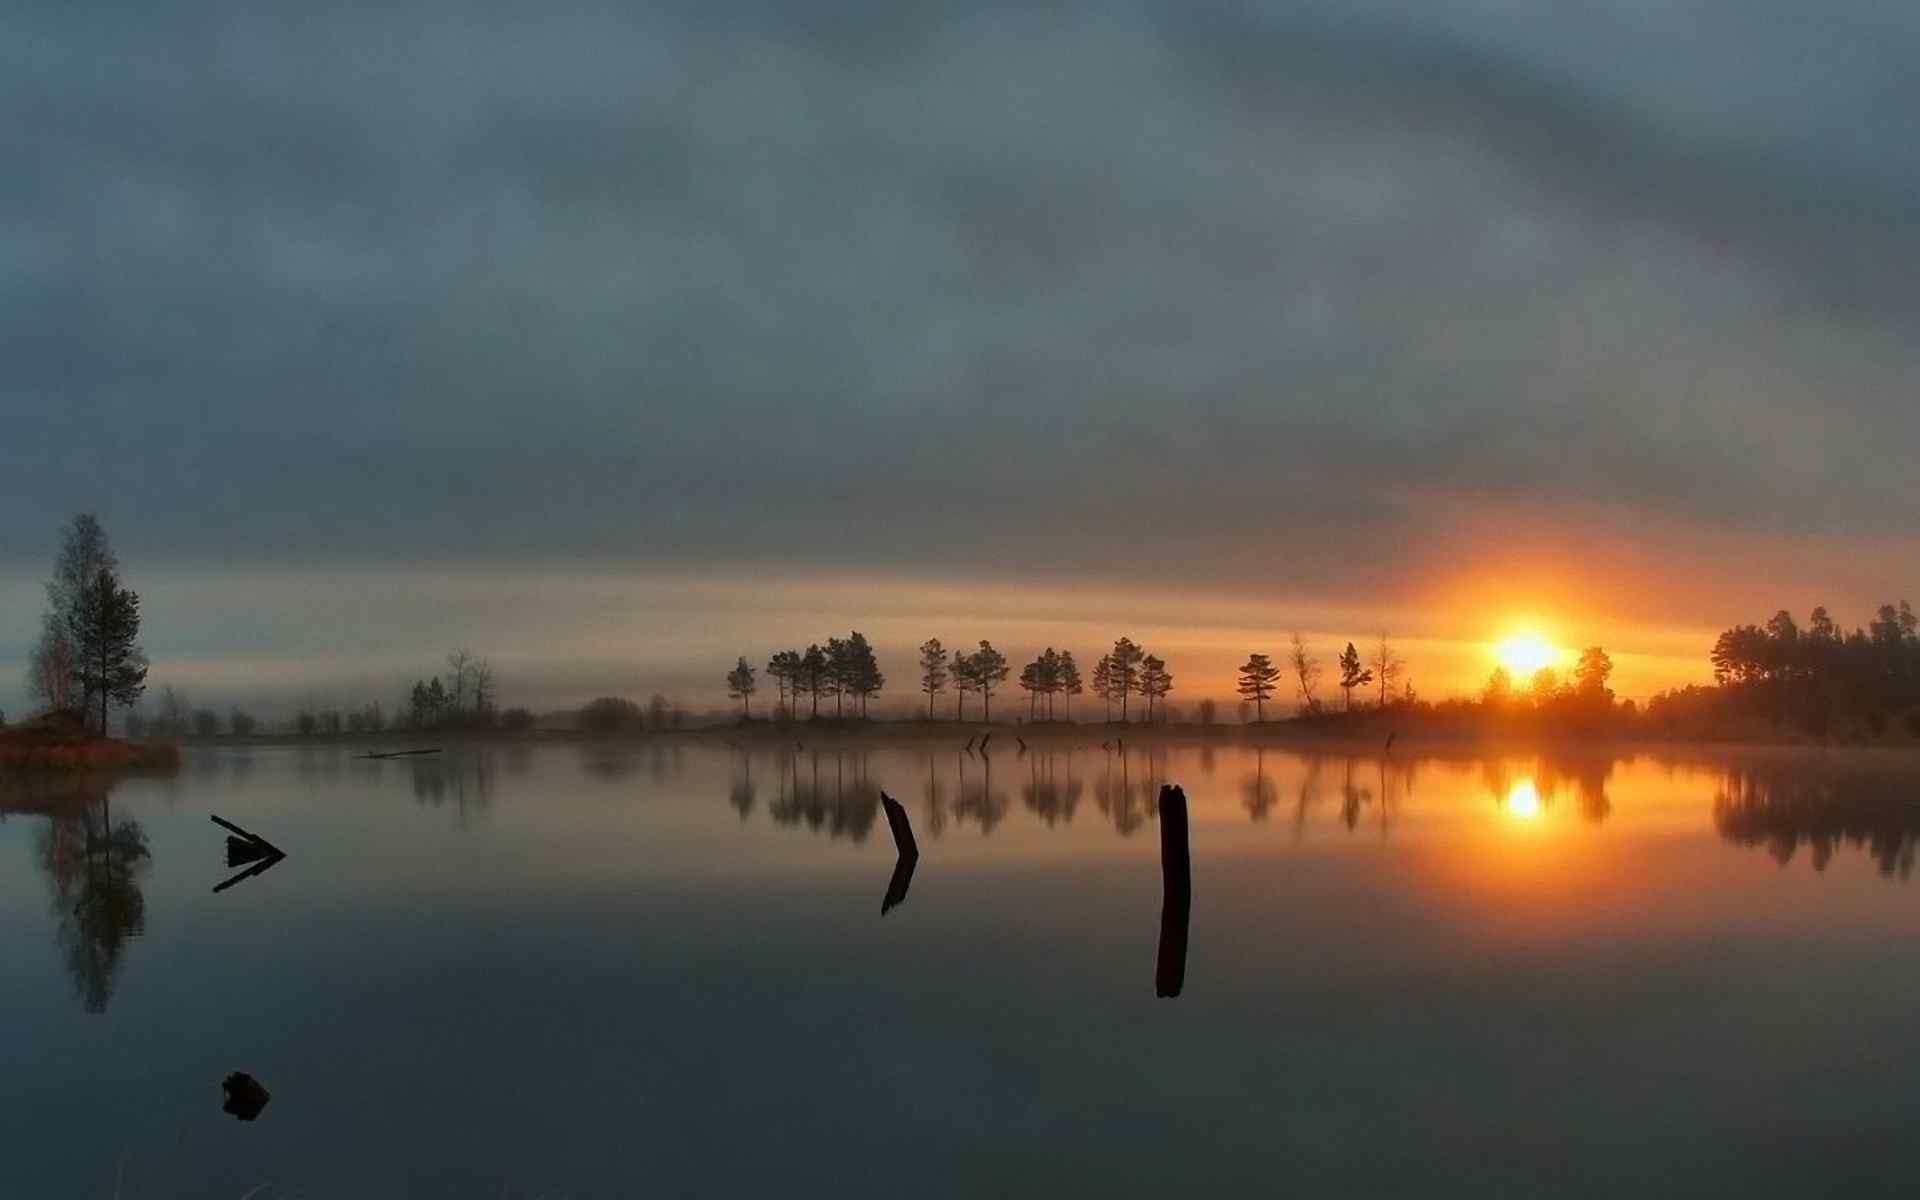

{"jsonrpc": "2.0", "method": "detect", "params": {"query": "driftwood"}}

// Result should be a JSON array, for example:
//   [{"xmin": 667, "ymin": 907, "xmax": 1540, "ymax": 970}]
[
  {"xmin": 1155, "ymin": 784, "xmax": 1191, "ymax": 999},
  {"xmin": 211, "ymin": 815, "xmax": 287, "ymax": 894},
  {"xmin": 879, "ymin": 791, "xmax": 920, "ymax": 915},
  {"xmin": 356, "ymin": 748, "xmax": 442, "ymax": 760},
  {"xmin": 223, "ymin": 1072, "xmax": 271, "ymax": 1121}
]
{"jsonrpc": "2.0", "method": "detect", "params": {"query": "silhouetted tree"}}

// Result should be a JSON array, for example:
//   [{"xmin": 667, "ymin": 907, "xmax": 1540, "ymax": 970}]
[
  {"xmin": 1336, "ymin": 642, "xmax": 1372, "ymax": 712},
  {"xmin": 1289, "ymin": 633, "xmax": 1321, "ymax": 713},
  {"xmin": 1370, "ymin": 635, "xmax": 1403, "ymax": 708},
  {"xmin": 1140, "ymin": 655, "xmax": 1172, "ymax": 722},
  {"xmin": 1019, "ymin": 658, "xmax": 1043, "ymax": 720},
  {"xmin": 951, "ymin": 648, "xmax": 976, "ymax": 720},
  {"xmin": 801, "ymin": 644, "xmax": 830, "ymax": 719},
  {"xmin": 31, "ymin": 514, "xmax": 117, "ymax": 718},
  {"xmin": 1091, "ymin": 654, "xmax": 1115, "ymax": 721},
  {"xmin": 228, "ymin": 708, "xmax": 258, "ymax": 737},
  {"xmin": 1056, "ymin": 651, "xmax": 1083, "ymax": 720},
  {"xmin": 841, "ymin": 632, "xmax": 884, "ymax": 716},
  {"xmin": 1483, "ymin": 666, "xmax": 1514, "ymax": 707},
  {"xmin": 726, "ymin": 656, "xmax": 757, "ymax": 717},
  {"xmin": 1237, "ymin": 653, "xmax": 1281, "ymax": 721},
  {"xmin": 192, "ymin": 709, "xmax": 219, "ymax": 737},
  {"xmin": 579, "ymin": 696, "xmax": 643, "ymax": 733},
  {"xmin": 919, "ymin": 638, "xmax": 948, "ymax": 718},
  {"xmin": 1573, "ymin": 646, "xmax": 1614, "ymax": 702},
  {"xmin": 68, "ymin": 567, "xmax": 147, "ymax": 734},
  {"xmin": 767, "ymin": 649, "xmax": 802, "ymax": 720},
  {"xmin": 971, "ymin": 641, "xmax": 1010, "ymax": 722},
  {"xmin": 1108, "ymin": 638, "xmax": 1144, "ymax": 722}
]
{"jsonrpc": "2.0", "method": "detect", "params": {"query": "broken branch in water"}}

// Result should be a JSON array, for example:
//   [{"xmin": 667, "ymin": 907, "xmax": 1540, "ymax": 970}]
[{"xmin": 356, "ymin": 748, "xmax": 443, "ymax": 760}]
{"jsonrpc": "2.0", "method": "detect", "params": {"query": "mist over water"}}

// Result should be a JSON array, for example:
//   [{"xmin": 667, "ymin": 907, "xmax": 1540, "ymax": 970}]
[{"xmin": 5, "ymin": 741, "xmax": 1919, "ymax": 1197}]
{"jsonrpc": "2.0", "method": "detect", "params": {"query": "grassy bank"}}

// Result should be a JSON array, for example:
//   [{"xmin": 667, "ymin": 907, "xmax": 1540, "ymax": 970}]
[{"xmin": 0, "ymin": 725, "xmax": 181, "ymax": 772}]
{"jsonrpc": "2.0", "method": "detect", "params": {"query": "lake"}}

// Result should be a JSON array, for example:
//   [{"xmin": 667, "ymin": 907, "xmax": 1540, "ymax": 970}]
[{"xmin": 5, "ymin": 740, "xmax": 1920, "ymax": 1198}]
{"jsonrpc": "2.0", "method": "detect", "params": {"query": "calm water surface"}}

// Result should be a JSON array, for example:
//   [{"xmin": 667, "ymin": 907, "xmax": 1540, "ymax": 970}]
[{"xmin": 5, "ymin": 740, "xmax": 1920, "ymax": 1198}]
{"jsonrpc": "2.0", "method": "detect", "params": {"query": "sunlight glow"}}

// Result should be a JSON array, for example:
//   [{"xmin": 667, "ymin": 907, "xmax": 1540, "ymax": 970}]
[
  {"xmin": 1495, "ymin": 634, "xmax": 1559, "ymax": 676},
  {"xmin": 1505, "ymin": 778, "xmax": 1542, "ymax": 819}
]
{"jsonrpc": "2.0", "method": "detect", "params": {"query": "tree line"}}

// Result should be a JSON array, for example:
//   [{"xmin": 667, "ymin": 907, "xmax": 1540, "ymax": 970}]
[
  {"xmin": 727, "ymin": 635, "xmax": 1193, "ymax": 724},
  {"xmin": 1647, "ymin": 603, "xmax": 1920, "ymax": 739}
]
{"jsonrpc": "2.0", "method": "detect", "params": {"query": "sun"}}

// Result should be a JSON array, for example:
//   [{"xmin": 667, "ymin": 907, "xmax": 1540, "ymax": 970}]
[{"xmin": 1495, "ymin": 634, "xmax": 1558, "ymax": 676}]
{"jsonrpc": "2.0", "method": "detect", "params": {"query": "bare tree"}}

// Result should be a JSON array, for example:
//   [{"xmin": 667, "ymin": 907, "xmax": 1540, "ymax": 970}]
[
  {"xmin": 1370, "ymin": 635, "xmax": 1404, "ymax": 708},
  {"xmin": 1289, "ymin": 633, "xmax": 1322, "ymax": 713},
  {"xmin": 445, "ymin": 649, "xmax": 477, "ymax": 715}
]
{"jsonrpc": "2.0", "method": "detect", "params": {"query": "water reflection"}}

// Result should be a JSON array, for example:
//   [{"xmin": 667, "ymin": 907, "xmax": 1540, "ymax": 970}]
[
  {"xmin": 770, "ymin": 750, "xmax": 882, "ymax": 842},
  {"xmin": 1714, "ymin": 760, "xmax": 1920, "ymax": 878},
  {"xmin": 34, "ymin": 783, "xmax": 151, "ymax": 1013}
]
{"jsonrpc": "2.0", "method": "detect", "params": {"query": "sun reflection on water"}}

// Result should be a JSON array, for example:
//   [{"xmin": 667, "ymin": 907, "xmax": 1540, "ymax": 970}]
[{"xmin": 1505, "ymin": 778, "xmax": 1542, "ymax": 820}]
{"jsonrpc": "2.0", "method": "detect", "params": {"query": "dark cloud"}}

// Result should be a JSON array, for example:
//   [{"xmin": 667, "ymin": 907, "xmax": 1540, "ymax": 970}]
[{"xmin": 6, "ymin": 0, "xmax": 1918, "ymax": 590}]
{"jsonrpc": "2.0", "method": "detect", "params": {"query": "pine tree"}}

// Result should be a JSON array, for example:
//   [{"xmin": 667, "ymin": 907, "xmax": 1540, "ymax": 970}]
[
  {"xmin": 67, "ymin": 567, "xmax": 147, "ymax": 734},
  {"xmin": 1108, "ymin": 638, "xmax": 1145, "ymax": 722},
  {"xmin": 1056, "ymin": 651, "xmax": 1083, "ymax": 721},
  {"xmin": 919, "ymin": 638, "xmax": 949, "ymax": 718},
  {"xmin": 726, "ymin": 656, "xmax": 757, "ymax": 717},
  {"xmin": 1237, "ymin": 653, "xmax": 1281, "ymax": 721},
  {"xmin": 801, "ymin": 644, "xmax": 829, "ymax": 718},
  {"xmin": 971, "ymin": 641, "xmax": 1010, "ymax": 722},
  {"xmin": 1140, "ymin": 655, "xmax": 1173, "ymax": 722},
  {"xmin": 1337, "ymin": 642, "xmax": 1373, "ymax": 712},
  {"xmin": 1091, "ymin": 654, "xmax": 1114, "ymax": 721}
]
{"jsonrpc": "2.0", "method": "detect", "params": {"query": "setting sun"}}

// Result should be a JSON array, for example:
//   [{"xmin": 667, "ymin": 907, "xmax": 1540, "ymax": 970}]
[{"xmin": 1495, "ymin": 634, "xmax": 1559, "ymax": 676}]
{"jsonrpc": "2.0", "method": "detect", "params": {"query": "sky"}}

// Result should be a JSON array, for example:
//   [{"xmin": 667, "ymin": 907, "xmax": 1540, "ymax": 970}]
[{"xmin": 6, "ymin": 1, "xmax": 1920, "ymax": 717}]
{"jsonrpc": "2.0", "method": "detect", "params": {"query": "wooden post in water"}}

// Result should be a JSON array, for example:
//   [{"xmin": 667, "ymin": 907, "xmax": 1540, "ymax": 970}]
[{"xmin": 1156, "ymin": 784, "xmax": 1191, "ymax": 998}]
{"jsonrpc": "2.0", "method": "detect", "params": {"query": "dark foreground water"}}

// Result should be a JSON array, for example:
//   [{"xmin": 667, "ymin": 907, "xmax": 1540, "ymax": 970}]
[{"xmin": 5, "ymin": 740, "xmax": 1920, "ymax": 1198}]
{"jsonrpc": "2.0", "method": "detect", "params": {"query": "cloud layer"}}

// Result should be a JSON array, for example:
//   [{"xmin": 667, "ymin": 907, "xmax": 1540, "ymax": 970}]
[{"xmin": 6, "ymin": 2, "xmax": 1919, "ymax": 706}]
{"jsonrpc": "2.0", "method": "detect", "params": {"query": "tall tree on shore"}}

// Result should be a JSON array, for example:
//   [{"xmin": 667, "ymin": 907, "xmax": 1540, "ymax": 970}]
[
  {"xmin": 1056, "ymin": 651, "xmax": 1083, "ymax": 721},
  {"xmin": 1289, "ymin": 633, "xmax": 1322, "ymax": 713},
  {"xmin": 919, "ymin": 638, "xmax": 949, "ymax": 719},
  {"xmin": 1108, "ymin": 638, "xmax": 1145, "ymax": 722},
  {"xmin": 726, "ymin": 657, "xmax": 758, "ymax": 717},
  {"xmin": 767, "ymin": 649, "xmax": 802, "ymax": 718},
  {"xmin": 1337, "ymin": 642, "xmax": 1372, "ymax": 712},
  {"xmin": 824, "ymin": 636, "xmax": 853, "ymax": 717},
  {"xmin": 68, "ymin": 567, "xmax": 147, "ymax": 735},
  {"xmin": 1091, "ymin": 654, "xmax": 1115, "ymax": 721},
  {"xmin": 1019, "ymin": 658, "xmax": 1043, "ymax": 720},
  {"xmin": 1370, "ymin": 635, "xmax": 1404, "ymax": 708},
  {"xmin": 951, "ymin": 648, "xmax": 975, "ymax": 720},
  {"xmin": 1573, "ymin": 646, "xmax": 1614, "ymax": 702},
  {"xmin": 1237, "ymin": 653, "xmax": 1281, "ymax": 722},
  {"xmin": 972, "ymin": 641, "xmax": 1010, "ymax": 722},
  {"xmin": 445, "ymin": 649, "xmax": 477, "ymax": 715},
  {"xmin": 1140, "ymin": 655, "xmax": 1173, "ymax": 723},
  {"xmin": 33, "ymin": 514, "xmax": 119, "ymax": 717},
  {"xmin": 842, "ymin": 632, "xmax": 884, "ymax": 716},
  {"xmin": 801, "ymin": 644, "xmax": 830, "ymax": 718}
]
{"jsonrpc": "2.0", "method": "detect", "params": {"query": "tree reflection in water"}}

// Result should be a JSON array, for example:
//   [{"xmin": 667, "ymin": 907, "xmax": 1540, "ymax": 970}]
[
  {"xmin": 33, "ymin": 782, "xmax": 151, "ymax": 1014},
  {"xmin": 1714, "ymin": 761, "xmax": 1920, "ymax": 879}
]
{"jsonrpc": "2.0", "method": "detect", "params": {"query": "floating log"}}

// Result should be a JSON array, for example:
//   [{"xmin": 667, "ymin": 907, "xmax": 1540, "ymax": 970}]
[
  {"xmin": 356, "ymin": 748, "xmax": 442, "ymax": 760},
  {"xmin": 211, "ymin": 815, "xmax": 287, "ymax": 893},
  {"xmin": 222, "ymin": 1072, "xmax": 271, "ymax": 1122},
  {"xmin": 879, "ymin": 791, "xmax": 920, "ymax": 915},
  {"xmin": 1156, "ymin": 784, "xmax": 1191, "ymax": 999}
]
